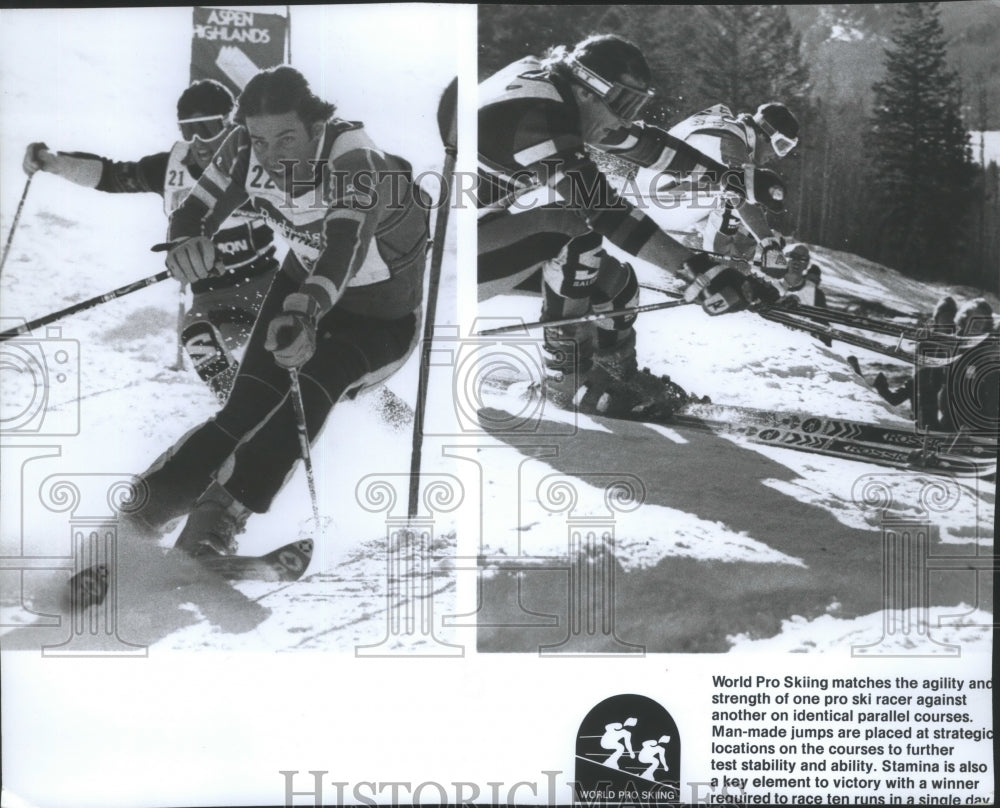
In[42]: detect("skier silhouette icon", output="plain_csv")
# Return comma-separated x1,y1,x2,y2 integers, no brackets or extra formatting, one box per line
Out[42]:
600,717,638,768
638,735,671,779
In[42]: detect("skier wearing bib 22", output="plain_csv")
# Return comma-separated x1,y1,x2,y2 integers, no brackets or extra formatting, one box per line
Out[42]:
128,66,430,557
22,80,279,401
478,34,779,420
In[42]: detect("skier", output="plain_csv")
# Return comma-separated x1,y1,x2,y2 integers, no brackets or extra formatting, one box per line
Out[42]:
937,298,998,435
777,244,826,308
774,243,831,345
21,80,279,401
478,34,778,419
600,717,638,768
612,101,799,274
126,65,430,557
865,296,996,434
864,296,957,424
637,735,671,779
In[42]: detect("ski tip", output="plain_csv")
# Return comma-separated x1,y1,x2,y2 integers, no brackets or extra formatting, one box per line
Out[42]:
201,538,315,583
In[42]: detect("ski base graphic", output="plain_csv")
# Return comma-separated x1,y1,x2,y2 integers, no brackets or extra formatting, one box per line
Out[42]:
68,538,315,608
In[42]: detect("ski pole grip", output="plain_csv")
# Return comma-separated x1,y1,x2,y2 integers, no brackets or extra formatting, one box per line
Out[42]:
30,142,50,164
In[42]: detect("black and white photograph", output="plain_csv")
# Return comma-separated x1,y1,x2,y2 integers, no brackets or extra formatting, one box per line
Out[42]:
1,5,470,806
474,2,997,654
1,3,996,808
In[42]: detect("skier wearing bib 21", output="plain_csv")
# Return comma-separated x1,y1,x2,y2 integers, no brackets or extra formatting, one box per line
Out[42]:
129,66,430,557
22,80,279,401
614,101,799,273
478,34,780,420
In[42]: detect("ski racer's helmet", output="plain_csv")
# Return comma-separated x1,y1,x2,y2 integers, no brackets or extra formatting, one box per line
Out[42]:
555,34,656,121
752,103,799,158
785,244,810,265
955,298,994,337
932,296,958,330
176,79,235,142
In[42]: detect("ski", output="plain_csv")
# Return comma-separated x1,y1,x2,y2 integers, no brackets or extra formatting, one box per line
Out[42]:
637,283,921,359
68,538,314,607
758,307,916,361
773,302,926,339
199,538,314,582
674,401,998,459
481,378,995,478
664,414,995,478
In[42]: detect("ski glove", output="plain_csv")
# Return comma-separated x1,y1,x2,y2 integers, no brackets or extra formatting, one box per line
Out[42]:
682,255,779,316
264,293,321,369
758,236,788,279
22,142,52,176
163,236,219,284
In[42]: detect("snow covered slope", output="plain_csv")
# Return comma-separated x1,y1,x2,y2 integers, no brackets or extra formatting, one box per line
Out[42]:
0,7,461,653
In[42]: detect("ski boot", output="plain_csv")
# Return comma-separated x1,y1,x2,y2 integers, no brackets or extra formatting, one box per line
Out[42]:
592,331,708,414
172,481,249,558
540,320,638,416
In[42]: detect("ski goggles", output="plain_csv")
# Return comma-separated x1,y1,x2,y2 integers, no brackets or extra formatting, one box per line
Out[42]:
564,56,655,121
756,115,798,158
178,115,227,143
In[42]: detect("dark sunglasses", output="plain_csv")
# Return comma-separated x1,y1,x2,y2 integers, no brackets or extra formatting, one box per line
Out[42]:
178,115,227,143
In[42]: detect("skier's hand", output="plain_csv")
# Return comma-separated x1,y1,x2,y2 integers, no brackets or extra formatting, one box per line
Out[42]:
162,236,219,283
758,237,788,279
265,293,320,369
684,259,779,316
23,142,54,176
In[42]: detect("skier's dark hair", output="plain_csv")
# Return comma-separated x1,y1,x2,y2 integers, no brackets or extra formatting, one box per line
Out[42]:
177,79,235,120
437,77,458,147
235,66,336,127
544,33,652,88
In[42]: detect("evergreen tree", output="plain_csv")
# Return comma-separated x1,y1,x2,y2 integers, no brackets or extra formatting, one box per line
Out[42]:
688,5,811,114
866,2,976,280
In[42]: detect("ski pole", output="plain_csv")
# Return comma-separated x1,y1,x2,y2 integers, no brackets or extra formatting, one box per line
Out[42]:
773,301,926,340
0,175,34,278
171,282,187,371
408,77,457,520
476,298,694,337
288,367,321,526
0,270,172,342
759,307,916,362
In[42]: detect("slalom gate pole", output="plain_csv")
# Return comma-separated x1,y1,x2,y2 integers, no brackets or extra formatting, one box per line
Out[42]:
476,298,694,337
407,77,457,521
288,368,321,526
0,175,33,278
0,270,172,342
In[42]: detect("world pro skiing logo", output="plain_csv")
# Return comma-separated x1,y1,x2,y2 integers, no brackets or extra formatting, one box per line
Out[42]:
576,694,680,805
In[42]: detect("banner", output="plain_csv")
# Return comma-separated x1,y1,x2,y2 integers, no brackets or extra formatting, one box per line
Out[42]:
190,6,288,94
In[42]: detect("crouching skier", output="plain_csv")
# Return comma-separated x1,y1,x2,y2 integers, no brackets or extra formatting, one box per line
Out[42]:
478,34,778,419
